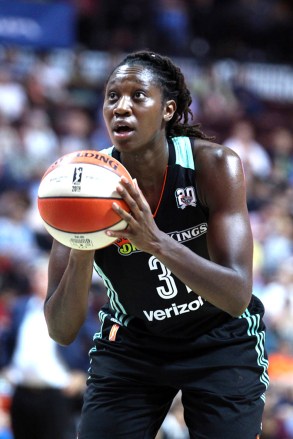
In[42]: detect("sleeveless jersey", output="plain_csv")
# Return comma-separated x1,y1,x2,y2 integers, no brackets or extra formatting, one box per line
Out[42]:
94,136,260,339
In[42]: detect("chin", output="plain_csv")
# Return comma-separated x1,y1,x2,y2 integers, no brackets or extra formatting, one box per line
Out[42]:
113,140,135,152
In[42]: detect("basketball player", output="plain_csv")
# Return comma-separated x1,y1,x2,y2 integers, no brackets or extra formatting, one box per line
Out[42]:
44,51,269,438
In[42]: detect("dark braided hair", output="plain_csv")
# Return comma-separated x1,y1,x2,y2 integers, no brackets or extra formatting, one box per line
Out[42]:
108,50,212,140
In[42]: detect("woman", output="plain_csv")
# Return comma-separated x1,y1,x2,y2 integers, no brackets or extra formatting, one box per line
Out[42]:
44,51,269,439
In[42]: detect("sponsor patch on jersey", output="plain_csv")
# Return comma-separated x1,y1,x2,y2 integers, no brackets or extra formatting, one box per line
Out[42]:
143,296,204,321
113,223,208,256
175,186,196,209
114,237,139,255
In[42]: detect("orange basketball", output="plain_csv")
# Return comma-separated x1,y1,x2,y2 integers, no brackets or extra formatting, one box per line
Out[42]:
37,150,133,250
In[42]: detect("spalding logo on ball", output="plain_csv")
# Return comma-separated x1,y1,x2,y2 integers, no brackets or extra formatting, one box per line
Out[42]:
38,150,134,250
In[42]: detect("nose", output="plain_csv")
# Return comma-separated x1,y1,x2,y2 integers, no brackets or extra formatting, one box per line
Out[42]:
113,96,132,115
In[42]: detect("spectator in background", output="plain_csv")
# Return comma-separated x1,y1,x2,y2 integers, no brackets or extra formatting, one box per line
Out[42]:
0,112,22,192
1,256,87,439
57,107,93,156
260,258,293,347
224,119,272,182
191,63,242,125
0,190,40,262
269,127,293,185
259,191,293,279
230,66,265,119
0,68,27,123
154,0,191,55
20,108,60,178
28,52,70,105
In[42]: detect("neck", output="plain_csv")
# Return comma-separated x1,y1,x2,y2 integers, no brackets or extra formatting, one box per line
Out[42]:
120,139,169,212
121,139,169,184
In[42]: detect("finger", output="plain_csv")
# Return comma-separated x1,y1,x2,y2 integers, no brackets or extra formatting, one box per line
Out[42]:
105,202,131,239
112,201,133,222
118,177,149,212
116,183,144,216
105,228,129,239
120,176,143,200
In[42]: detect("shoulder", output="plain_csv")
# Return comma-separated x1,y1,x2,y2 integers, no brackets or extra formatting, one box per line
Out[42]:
190,138,242,168
191,138,244,181
189,138,246,208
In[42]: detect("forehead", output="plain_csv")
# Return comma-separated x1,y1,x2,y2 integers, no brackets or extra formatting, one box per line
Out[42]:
107,64,157,88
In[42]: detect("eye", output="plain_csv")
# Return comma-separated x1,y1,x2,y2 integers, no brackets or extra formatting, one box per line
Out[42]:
134,90,146,99
107,91,118,101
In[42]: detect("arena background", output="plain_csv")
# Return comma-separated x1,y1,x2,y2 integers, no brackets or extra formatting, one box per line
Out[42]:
0,1,292,438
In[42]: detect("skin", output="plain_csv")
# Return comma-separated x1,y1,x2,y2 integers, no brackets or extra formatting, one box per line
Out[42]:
44,65,253,345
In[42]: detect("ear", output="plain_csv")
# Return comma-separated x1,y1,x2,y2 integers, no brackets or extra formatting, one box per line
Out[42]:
163,99,176,122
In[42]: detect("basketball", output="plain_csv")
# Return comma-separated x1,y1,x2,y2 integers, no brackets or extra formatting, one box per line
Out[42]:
37,150,133,250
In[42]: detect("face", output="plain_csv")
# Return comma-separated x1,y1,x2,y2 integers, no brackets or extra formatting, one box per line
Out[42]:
103,65,175,153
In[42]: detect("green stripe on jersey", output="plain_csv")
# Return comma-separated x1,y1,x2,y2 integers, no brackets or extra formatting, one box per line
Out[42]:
239,309,270,390
171,137,195,170
94,262,133,327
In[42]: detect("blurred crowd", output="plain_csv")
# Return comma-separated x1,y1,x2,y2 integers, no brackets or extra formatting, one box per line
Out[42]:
76,0,293,64
0,40,292,438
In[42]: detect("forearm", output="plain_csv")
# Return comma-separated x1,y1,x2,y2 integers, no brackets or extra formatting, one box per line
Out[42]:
152,232,252,317
45,250,95,345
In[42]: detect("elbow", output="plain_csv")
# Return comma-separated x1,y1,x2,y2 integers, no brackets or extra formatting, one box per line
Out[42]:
44,303,81,346
226,269,253,317
44,312,78,345
228,288,252,318
229,304,249,318
47,327,77,346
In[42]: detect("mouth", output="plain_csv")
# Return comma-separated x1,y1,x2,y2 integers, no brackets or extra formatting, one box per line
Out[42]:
113,125,135,138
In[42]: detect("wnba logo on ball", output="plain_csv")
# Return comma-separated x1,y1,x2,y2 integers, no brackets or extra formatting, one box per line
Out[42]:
73,167,83,184
72,167,83,192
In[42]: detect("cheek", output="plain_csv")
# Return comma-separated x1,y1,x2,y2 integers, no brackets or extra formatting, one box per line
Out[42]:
149,112,165,132
142,107,164,128
103,108,111,127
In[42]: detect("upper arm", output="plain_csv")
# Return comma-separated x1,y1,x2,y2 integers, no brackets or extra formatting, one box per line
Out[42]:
195,142,253,284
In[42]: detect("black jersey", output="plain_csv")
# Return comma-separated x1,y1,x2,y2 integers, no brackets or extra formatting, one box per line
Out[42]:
94,136,263,339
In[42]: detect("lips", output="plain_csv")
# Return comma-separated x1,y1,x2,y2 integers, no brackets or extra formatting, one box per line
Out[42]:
115,125,133,134
112,121,135,137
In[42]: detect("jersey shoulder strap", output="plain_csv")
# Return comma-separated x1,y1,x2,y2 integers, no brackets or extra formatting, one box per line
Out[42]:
170,136,195,170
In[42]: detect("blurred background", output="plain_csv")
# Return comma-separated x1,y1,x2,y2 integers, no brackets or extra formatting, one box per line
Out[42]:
0,0,292,438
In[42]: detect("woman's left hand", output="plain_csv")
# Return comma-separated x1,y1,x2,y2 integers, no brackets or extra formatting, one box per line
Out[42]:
106,176,164,254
